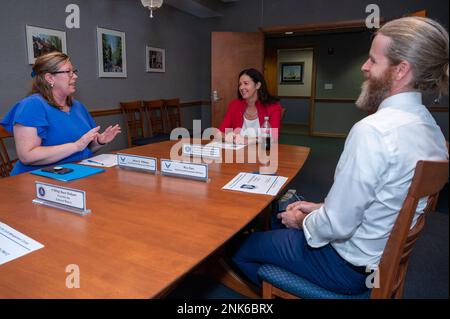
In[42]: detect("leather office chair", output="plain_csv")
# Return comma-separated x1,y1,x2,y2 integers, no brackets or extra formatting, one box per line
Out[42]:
0,126,16,177
142,99,170,143
258,159,449,299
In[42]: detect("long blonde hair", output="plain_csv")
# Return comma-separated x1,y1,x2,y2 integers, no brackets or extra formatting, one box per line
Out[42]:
378,17,449,95
29,51,73,108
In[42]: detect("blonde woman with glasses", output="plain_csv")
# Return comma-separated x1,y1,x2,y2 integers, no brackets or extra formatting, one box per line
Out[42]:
1,52,121,175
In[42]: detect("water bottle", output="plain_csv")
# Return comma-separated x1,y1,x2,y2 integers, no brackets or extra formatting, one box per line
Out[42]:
261,116,271,151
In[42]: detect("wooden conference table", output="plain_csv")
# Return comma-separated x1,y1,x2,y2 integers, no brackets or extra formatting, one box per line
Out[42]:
0,140,309,298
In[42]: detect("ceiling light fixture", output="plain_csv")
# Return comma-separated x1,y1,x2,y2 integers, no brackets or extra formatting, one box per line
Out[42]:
141,0,163,18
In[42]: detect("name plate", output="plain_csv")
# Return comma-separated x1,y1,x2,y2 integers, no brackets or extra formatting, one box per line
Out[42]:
160,159,209,182
117,153,157,173
182,143,221,159
32,181,90,215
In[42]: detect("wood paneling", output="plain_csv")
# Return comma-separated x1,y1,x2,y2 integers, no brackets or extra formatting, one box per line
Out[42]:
264,47,278,96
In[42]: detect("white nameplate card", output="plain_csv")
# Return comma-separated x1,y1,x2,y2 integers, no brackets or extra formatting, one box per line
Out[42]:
207,141,246,150
160,159,209,182
32,181,90,215
0,222,44,265
182,143,221,159
117,153,157,173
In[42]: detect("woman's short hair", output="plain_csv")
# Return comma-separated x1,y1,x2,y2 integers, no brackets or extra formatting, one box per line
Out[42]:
378,17,449,95
29,51,73,108
237,68,278,106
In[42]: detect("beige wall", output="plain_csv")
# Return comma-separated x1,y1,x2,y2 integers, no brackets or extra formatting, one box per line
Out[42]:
277,48,314,96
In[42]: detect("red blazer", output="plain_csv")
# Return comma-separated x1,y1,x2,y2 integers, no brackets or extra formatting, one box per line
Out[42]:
219,99,282,137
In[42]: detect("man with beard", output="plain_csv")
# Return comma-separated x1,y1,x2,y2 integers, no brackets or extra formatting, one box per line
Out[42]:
230,17,449,295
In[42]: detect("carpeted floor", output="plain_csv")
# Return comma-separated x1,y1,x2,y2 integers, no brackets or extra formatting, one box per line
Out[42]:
166,130,449,299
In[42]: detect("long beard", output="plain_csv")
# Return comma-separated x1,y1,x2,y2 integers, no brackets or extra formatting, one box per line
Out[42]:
356,70,393,113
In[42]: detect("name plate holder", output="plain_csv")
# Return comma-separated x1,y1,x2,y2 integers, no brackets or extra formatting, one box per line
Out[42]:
32,181,91,216
182,143,221,159
160,159,209,182
117,153,157,174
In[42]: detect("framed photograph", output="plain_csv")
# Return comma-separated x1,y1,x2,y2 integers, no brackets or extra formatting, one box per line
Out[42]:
96,27,127,78
280,62,304,84
26,25,67,64
146,46,165,73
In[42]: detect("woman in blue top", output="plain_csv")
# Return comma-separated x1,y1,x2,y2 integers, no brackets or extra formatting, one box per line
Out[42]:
1,52,121,175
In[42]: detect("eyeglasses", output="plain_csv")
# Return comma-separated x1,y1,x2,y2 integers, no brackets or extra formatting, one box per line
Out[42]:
51,69,78,76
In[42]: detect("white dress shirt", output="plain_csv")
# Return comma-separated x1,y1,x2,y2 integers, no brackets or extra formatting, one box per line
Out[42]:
303,92,448,267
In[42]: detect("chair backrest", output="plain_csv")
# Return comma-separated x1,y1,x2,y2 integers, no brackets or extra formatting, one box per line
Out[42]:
143,100,166,136
120,100,144,147
164,98,182,132
0,126,15,177
371,159,449,298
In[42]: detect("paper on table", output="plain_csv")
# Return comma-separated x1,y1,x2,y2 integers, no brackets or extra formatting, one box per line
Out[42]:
207,141,246,150
222,172,288,196
79,153,117,167
0,222,44,265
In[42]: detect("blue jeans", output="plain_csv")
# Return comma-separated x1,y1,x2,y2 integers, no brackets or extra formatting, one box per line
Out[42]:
231,228,369,295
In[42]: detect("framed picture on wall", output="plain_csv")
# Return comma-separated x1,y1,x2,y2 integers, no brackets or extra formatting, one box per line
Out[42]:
146,46,165,73
280,62,304,84
96,27,127,78
26,25,67,64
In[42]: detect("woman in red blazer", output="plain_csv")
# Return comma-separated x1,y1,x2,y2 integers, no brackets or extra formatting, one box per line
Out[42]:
219,68,281,144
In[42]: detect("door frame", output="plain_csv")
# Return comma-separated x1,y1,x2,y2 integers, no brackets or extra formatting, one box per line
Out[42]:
264,44,317,135
261,19,376,136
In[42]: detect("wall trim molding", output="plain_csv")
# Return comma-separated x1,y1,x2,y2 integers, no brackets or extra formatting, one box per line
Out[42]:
277,96,311,100
315,98,356,103
311,131,347,139
428,106,449,113
90,109,121,117
89,100,209,117
261,19,371,36
277,97,448,113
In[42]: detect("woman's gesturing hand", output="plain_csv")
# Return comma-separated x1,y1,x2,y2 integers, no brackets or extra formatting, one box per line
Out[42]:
75,126,101,151
97,124,121,145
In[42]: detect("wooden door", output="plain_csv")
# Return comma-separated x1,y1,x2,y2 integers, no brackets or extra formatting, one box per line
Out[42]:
211,32,264,128
408,10,427,17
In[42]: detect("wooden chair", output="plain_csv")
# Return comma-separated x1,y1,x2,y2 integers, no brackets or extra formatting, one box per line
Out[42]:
143,100,166,136
0,126,16,177
163,98,182,132
142,99,171,143
120,100,147,147
259,159,449,299
432,140,449,211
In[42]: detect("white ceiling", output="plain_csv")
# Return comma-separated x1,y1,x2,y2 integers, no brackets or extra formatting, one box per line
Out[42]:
165,0,240,18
